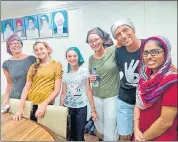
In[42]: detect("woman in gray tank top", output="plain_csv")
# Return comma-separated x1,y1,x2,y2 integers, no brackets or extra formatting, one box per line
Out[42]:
2,34,36,106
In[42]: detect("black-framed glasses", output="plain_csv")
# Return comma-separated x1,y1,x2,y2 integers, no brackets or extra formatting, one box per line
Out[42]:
88,38,101,45
143,49,164,57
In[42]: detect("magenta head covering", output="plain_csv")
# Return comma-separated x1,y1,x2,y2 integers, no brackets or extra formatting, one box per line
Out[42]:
136,35,177,109
6,34,23,55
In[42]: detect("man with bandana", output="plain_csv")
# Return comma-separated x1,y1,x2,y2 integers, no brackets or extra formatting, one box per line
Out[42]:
111,18,144,141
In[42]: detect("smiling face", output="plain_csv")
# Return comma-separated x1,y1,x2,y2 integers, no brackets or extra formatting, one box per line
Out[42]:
143,40,165,71
33,43,50,60
66,50,79,67
87,34,103,51
115,25,136,47
9,40,22,55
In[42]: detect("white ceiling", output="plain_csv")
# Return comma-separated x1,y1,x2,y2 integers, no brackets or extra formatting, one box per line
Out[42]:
1,1,94,19
1,1,75,10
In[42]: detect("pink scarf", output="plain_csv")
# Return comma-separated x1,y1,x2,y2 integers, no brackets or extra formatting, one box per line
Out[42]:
136,36,178,109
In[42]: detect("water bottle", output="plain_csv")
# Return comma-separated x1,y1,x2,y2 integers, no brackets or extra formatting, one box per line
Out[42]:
92,68,99,87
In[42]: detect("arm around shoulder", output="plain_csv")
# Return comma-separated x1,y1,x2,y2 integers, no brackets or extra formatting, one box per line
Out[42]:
13,81,32,121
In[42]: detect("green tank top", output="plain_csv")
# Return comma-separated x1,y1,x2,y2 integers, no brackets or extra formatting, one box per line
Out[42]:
89,47,120,99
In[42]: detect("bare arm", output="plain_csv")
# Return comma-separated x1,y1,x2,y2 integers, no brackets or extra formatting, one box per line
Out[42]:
13,81,32,121
19,82,32,113
2,69,12,106
133,105,145,141
143,106,177,140
85,78,96,112
134,105,140,130
60,82,67,106
85,78,97,121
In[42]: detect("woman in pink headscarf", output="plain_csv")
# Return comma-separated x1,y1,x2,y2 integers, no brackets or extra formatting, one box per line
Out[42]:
134,35,177,141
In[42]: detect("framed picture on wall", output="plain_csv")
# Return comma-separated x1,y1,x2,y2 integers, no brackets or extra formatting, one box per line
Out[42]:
52,10,68,37
24,15,39,39
1,21,5,42
13,18,27,40
1,32,4,42
2,19,14,41
38,13,53,38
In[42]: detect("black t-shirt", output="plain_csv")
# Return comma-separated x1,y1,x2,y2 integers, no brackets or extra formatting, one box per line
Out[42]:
115,40,144,105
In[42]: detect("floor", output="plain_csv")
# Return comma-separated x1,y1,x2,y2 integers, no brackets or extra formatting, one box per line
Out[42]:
84,133,99,141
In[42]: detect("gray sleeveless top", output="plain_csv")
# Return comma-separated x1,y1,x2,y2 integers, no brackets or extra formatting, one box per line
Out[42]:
2,55,36,99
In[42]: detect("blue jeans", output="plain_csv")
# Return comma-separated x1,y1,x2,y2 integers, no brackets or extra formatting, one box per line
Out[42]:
69,106,87,141
30,104,53,122
30,105,38,122
117,98,135,136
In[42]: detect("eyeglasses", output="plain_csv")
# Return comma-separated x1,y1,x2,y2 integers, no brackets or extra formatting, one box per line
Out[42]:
88,38,101,45
142,49,164,57
9,42,21,46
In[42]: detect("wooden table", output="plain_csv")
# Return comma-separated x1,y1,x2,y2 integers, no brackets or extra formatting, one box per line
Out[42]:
1,113,59,141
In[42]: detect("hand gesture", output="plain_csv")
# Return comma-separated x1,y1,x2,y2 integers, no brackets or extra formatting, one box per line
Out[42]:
125,59,139,86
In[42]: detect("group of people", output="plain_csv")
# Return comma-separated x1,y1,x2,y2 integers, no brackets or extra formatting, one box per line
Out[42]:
1,18,177,141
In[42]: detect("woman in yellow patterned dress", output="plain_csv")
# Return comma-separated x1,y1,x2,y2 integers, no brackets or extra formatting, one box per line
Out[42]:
13,41,63,121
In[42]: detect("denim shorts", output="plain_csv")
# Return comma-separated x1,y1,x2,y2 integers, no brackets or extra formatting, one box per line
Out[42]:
116,98,134,136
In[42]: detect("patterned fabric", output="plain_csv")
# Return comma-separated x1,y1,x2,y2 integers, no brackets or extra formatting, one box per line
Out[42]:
62,67,89,108
27,61,63,105
86,27,114,47
136,35,178,109
66,47,84,73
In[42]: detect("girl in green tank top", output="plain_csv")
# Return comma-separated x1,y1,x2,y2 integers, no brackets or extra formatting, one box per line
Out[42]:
86,27,120,141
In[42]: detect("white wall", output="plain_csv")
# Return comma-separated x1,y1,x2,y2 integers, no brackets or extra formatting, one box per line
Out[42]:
1,1,177,105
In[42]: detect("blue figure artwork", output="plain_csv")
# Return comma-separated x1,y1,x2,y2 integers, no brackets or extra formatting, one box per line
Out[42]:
13,18,26,40
24,15,39,39
1,21,5,42
2,19,14,41
52,10,68,37
1,32,4,42
38,13,53,38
